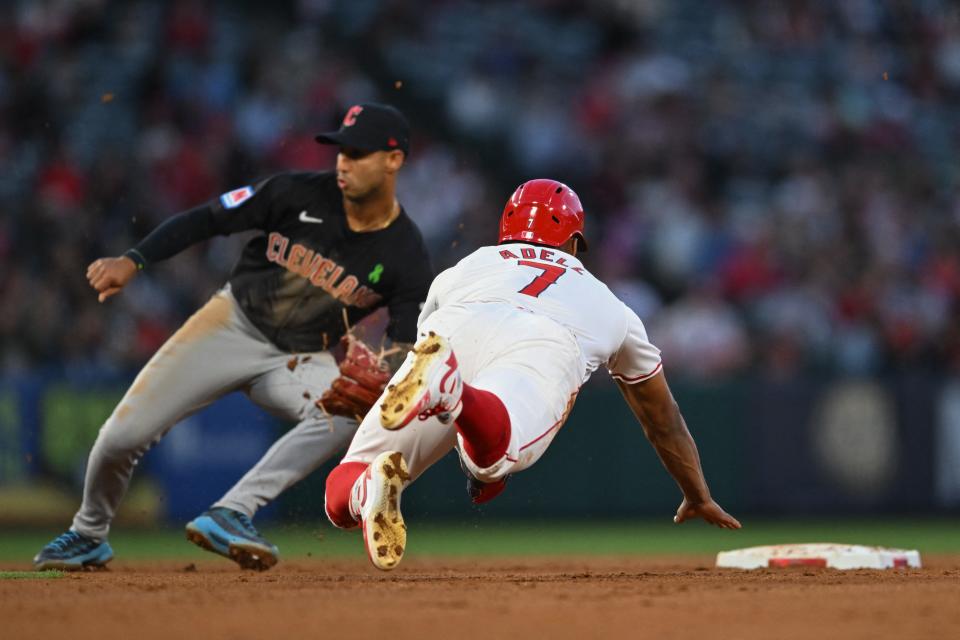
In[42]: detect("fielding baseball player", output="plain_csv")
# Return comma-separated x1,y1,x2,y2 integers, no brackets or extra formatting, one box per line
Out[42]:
323,179,741,570
34,103,433,571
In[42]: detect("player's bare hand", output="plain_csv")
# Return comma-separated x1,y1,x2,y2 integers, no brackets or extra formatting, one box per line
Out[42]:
673,497,741,529
86,256,138,303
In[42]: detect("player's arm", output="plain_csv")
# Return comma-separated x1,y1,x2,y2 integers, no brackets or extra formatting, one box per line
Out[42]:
87,179,280,302
616,372,741,529
609,303,740,529
87,203,223,302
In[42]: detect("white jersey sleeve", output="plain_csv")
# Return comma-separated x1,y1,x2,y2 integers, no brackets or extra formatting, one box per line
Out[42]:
607,304,663,383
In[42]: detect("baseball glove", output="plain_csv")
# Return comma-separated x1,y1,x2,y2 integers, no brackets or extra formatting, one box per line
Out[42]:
317,334,391,418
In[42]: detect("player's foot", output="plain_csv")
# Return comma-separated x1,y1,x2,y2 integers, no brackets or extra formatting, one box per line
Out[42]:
352,451,410,571
379,331,462,430
33,530,113,571
458,454,509,505
185,507,279,571
467,475,509,505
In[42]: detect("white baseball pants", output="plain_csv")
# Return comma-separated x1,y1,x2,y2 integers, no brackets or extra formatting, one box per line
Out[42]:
341,302,582,484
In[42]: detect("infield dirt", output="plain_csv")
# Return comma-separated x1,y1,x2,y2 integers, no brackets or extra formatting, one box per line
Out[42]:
4,556,959,640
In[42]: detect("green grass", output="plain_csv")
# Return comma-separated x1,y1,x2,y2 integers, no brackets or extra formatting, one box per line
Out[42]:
0,570,65,579
2,518,958,566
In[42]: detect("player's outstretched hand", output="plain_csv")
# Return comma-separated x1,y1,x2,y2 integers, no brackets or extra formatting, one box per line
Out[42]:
87,256,138,303
673,497,742,529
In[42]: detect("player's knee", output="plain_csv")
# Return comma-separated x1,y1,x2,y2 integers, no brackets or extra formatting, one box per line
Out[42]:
92,417,154,463
94,436,143,465
468,463,510,484
324,462,367,529
459,447,513,484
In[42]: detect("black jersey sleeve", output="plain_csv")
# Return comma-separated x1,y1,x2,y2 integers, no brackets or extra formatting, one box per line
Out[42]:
385,240,434,344
124,176,283,268
124,204,219,267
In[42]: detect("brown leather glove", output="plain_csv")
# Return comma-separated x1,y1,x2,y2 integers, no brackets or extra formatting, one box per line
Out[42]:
317,335,391,418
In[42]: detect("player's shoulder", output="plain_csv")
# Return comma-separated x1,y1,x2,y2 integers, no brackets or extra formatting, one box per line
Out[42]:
555,254,634,316
431,248,486,285
589,272,635,317
460,244,509,264
436,245,495,275
388,208,429,253
393,206,426,239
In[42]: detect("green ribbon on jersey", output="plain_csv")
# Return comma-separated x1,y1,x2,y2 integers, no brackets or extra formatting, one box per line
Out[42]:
368,263,384,284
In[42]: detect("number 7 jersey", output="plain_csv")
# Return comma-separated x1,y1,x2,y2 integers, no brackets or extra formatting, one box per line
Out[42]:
418,243,662,386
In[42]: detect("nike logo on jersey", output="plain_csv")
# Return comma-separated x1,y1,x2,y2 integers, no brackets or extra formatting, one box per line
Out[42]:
299,210,323,224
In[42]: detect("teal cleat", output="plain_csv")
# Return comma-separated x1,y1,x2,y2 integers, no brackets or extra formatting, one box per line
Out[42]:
185,507,279,571
34,530,114,571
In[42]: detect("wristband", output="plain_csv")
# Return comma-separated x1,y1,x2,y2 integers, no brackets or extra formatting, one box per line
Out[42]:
123,248,147,271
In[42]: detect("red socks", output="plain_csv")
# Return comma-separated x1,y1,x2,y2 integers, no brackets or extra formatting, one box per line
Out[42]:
324,461,367,529
324,386,510,528
456,385,511,468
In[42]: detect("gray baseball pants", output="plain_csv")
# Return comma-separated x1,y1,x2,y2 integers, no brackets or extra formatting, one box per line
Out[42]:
72,287,357,540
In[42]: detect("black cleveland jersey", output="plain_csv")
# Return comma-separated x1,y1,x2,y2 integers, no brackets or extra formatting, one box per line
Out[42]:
175,171,433,353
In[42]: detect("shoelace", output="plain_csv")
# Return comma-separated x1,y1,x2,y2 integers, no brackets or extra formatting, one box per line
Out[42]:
48,531,92,553
232,512,261,538
418,402,452,421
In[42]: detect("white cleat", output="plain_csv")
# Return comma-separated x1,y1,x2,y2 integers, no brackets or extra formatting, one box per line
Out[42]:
352,451,411,571
379,331,463,431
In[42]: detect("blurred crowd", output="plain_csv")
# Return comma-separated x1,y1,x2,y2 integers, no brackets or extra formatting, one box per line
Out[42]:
2,0,959,380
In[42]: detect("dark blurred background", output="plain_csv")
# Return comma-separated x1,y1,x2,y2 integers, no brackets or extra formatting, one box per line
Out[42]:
1,0,959,526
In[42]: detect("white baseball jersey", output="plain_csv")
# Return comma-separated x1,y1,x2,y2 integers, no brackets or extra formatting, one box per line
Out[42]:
418,243,662,385
342,243,664,482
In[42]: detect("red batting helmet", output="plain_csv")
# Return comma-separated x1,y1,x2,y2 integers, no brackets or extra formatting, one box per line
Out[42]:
498,179,588,251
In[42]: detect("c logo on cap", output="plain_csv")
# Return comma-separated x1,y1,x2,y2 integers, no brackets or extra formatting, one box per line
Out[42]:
343,105,364,127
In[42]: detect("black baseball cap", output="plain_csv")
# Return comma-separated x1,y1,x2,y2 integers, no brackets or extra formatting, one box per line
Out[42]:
315,103,411,155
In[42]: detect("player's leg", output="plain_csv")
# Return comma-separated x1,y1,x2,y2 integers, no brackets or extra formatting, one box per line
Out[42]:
376,326,509,503
186,352,357,569
324,386,458,570
35,290,273,570
379,305,581,502
456,363,578,483
452,384,513,504
324,304,578,571
326,305,516,570
219,351,357,515
454,312,581,486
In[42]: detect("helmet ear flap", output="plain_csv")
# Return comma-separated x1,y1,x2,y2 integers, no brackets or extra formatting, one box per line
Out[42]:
574,232,588,253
